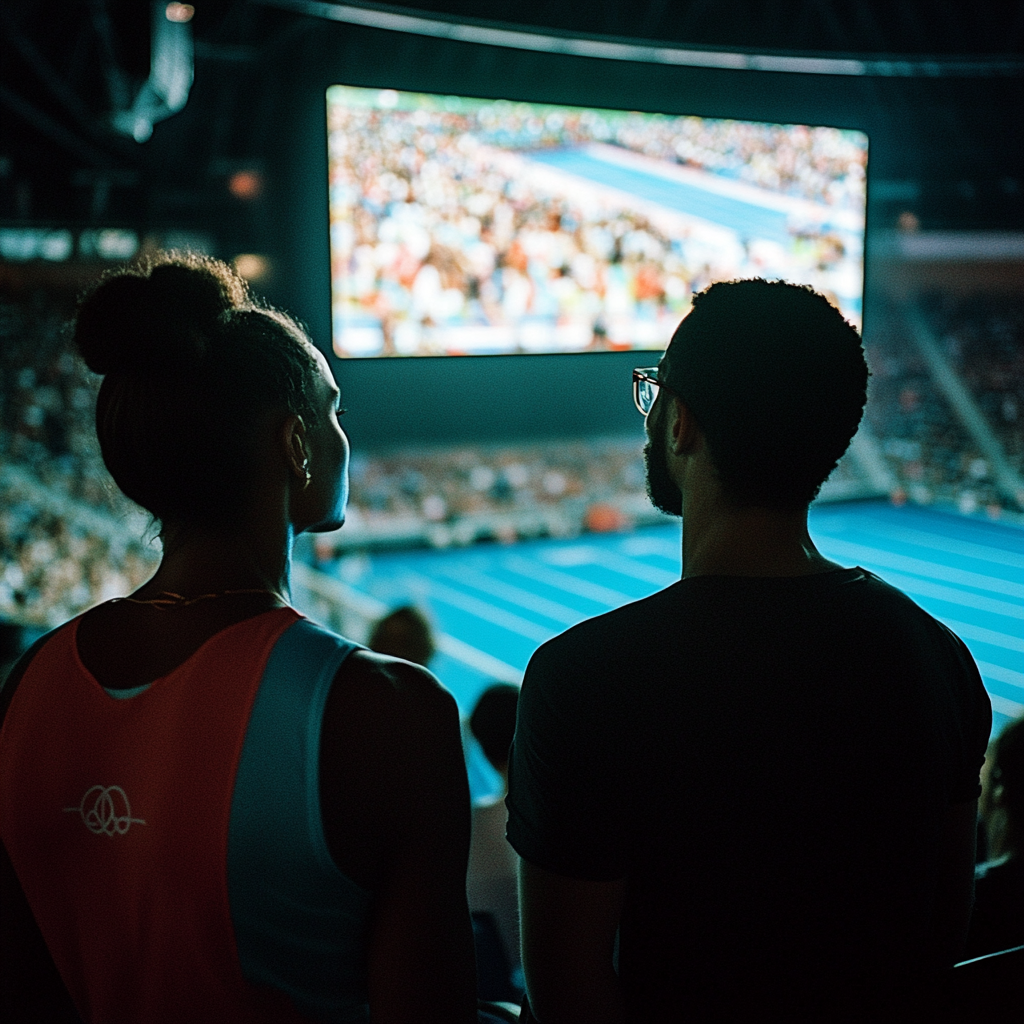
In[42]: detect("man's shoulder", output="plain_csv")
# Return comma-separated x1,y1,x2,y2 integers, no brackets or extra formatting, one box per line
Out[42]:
528,583,682,673
843,568,975,650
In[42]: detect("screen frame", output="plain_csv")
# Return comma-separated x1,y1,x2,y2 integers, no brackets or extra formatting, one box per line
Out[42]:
323,81,869,363
271,21,877,447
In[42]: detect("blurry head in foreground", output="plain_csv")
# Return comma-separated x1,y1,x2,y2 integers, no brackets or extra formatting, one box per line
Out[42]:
367,605,436,667
981,716,1024,860
73,251,349,536
645,279,868,514
470,683,520,776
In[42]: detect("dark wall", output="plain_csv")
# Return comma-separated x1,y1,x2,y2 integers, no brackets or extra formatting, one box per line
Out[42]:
255,18,1019,449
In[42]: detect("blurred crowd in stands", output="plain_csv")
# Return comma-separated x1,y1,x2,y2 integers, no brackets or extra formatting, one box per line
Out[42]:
1,277,1021,628
328,99,863,354
314,437,657,555
0,286,158,627
925,292,1023,487
865,293,1024,518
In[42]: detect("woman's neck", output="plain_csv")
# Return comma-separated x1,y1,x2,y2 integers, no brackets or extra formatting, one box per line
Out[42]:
138,521,294,603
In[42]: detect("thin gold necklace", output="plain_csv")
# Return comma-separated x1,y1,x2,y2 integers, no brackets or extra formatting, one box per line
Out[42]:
112,588,286,610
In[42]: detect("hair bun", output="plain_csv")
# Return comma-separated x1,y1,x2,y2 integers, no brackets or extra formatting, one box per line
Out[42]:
74,254,249,376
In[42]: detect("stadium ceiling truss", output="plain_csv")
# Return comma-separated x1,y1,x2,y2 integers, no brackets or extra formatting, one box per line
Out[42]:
0,0,1020,229
261,0,1024,77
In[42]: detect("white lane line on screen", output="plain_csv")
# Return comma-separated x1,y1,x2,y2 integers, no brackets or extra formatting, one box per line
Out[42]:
940,619,1024,654
990,693,1024,718
406,576,554,643
435,634,523,684
814,538,1024,599
859,519,1024,570
977,662,1024,692
876,571,1024,620
502,556,632,607
436,567,584,625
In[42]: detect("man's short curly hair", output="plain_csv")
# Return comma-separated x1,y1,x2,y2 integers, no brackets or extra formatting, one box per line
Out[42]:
662,279,869,508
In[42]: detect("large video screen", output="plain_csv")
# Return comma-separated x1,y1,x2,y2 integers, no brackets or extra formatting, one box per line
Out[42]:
327,85,867,358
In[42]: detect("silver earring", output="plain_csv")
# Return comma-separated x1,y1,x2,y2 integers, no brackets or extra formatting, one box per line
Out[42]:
302,461,311,488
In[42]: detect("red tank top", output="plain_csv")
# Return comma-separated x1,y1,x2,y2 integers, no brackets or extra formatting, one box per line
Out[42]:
0,607,313,1024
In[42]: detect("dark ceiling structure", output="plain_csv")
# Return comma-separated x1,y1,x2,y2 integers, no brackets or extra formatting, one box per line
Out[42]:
1,0,1022,252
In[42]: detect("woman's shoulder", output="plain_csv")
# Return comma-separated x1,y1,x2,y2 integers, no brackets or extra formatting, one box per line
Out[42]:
329,648,460,745
319,649,468,892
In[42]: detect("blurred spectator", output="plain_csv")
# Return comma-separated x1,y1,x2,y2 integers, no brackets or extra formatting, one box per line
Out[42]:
367,604,436,665
965,716,1024,959
468,684,523,999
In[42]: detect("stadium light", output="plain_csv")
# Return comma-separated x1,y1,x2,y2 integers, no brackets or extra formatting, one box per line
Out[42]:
165,3,194,22
228,170,264,200
234,254,271,281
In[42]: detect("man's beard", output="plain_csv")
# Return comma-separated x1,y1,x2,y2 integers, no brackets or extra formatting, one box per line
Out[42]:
643,407,683,517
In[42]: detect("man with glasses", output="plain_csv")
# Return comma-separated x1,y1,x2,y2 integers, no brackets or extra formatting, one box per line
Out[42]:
507,279,990,1022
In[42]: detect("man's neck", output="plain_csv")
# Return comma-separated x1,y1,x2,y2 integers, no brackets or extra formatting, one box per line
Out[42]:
680,493,841,579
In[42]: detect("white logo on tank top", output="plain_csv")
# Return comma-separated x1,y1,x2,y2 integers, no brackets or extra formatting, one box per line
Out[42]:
63,785,146,836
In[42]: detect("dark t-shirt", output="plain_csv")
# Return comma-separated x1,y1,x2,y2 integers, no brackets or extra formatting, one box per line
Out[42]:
507,567,991,1019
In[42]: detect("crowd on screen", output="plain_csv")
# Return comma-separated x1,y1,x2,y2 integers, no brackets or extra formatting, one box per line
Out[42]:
328,104,859,353
1,282,1021,629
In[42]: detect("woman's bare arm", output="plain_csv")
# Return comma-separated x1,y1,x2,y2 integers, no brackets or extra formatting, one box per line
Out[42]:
320,650,478,1024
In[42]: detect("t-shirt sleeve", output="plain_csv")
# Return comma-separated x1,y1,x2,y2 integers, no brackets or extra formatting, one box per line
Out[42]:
505,633,628,881
944,626,992,804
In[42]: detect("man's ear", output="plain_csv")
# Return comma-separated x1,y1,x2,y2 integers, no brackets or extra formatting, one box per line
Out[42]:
667,395,701,456
281,414,308,481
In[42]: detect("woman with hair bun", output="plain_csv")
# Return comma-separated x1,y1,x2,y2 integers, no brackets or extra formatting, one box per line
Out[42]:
0,254,477,1023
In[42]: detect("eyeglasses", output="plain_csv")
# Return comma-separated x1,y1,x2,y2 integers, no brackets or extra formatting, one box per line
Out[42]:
632,366,661,416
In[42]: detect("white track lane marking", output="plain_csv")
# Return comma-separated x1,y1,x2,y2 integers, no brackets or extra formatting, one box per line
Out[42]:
990,693,1024,718
618,536,680,560
590,551,678,586
874,570,1024,620
406,576,554,643
436,567,585,625
976,662,1024,692
940,619,1024,654
815,538,1024,598
435,634,523,683
502,556,633,606
294,564,525,681
856,519,1024,570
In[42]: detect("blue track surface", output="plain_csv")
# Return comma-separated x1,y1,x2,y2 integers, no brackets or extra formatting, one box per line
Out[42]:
333,500,1023,739
527,148,793,245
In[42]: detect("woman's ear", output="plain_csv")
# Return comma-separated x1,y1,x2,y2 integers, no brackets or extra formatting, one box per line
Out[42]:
281,414,309,484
